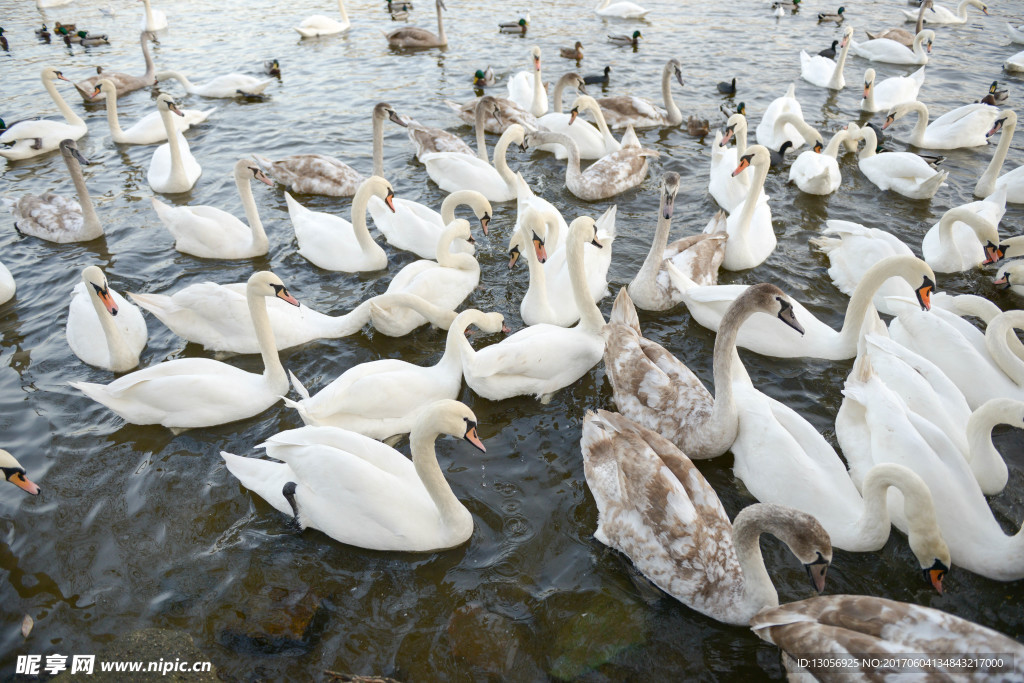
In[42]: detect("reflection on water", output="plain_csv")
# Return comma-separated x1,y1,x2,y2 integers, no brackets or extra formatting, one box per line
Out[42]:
2,0,1024,678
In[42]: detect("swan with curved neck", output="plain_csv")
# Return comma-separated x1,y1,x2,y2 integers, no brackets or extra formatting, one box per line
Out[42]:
921,204,1002,272
368,219,481,336
221,399,486,551
287,176,392,272
851,29,934,65
0,68,87,160
867,0,932,44
147,94,202,193
535,91,621,160
371,188,491,260
861,66,925,113
975,110,1024,202
283,308,502,439
714,145,775,271
71,272,300,430
883,99,999,149
67,266,147,372
386,0,446,47
629,173,726,310
6,139,102,243
709,113,761,211
459,217,607,401
789,127,852,195
154,68,272,98
151,158,272,259
800,25,854,89
595,59,684,129
295,0,350,37
667,255,935,360
900,0,987,24
97,78,215,145
507,46,547,117
850,122,948,198
75,31,157,102
420,123,525,202
582,413,832,625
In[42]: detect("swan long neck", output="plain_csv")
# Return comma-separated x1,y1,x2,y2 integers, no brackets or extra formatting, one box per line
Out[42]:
372,109,385,177
864,75,877,112
858,464,942,555
986,311,1024,386
43,73,84,127
660,63,682,125
235,162,268,250
583,99,617,148
553,74,573,113
102,86,127,141
159,70,195,92
352,181,385,252
568,221,605,332
140,32,155,81
774,113,820,146
705,296,766,439
976,114,1015,197
88,283,133,369
538,132,582,192
937,207,995,254
903,101,929,145
730,506,783,615
159,104,187,187
531,59,545,116
831,33,853,88
442,310,489,374
435,0,447,45
736,116,748,156
338,0,349,22
474,99,490,162
634,188,674,293
858,125,878,159
66,148,101,232
248,290,287,392
410,423,462,526
521,212,555,312
440,191,482,225
965,399,1017,493
838,257,924,349
434,223,476,270
913,31,929,60
735,155,769,236
492,129,520,188
916,1,928,32
143,0,155,26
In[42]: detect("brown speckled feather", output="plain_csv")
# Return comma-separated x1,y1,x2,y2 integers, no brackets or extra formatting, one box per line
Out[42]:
446,97,538,134
407,123,474,159
253,153,364,197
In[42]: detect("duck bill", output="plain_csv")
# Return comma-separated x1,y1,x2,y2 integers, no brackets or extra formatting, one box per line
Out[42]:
533,57,541,71
915,276,934,310
384,189,396,213
168,102,186,117
731,158,750,177
464,425,486,452
388,110,408,127
92,284,118,315
663,195,675,220
863,85,870,99
11,472,40,496
276,287,300,307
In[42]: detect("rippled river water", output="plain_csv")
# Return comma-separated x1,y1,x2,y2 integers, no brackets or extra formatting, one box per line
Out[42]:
2,0,1024,679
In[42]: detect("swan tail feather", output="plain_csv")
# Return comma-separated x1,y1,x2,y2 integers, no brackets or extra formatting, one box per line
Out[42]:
920,170,949,197
444,99,466,115
288,370,311,400
610,287,641,334
664,261,697,294
220,451,294,517
595,204,617,241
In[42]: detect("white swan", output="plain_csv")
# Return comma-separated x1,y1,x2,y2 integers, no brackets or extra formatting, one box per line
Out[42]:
789,127,852,195
458,217,606,401
837,337,1024,581
151,158,272,258
901,0,987,24
286,175,391,272
370,190,490,260
0,68,87,160
368,219,480,336
420,123,524,202
285,310,502,439
97,78,215,145
606,283,802,459
507,46,547,117
295,0,350,37
594,0,649,19
755,83,808,151
850,29,934,65
668,255,935,360
155,69,272,98
860,66,925,113
709,114,767,212
221,399,486,552
139,0,168,31
628,173,727,310
0,263,14,305
921,197,1005,272
386,0,447,48
594,59,684,130
524,125,656,201
800,26,854,90
0,449,39,495
704,145,775,271
582,411,831,626
4,139,102,243
1009,23,1024,44
752,596,1024,678
67,266,147,373
536,94,621,161
884,100,999,149
130,286,457,355
975,110,1024,203
147,94,202,193
994,260,1024,297
849,122,947,199
70,272,299,430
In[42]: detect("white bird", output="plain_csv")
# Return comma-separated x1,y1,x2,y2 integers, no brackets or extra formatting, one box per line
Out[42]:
0,68,87,160
706,145,775,272
295,0,350,37
0,450,40,495
709,114,766,212
755,83,808,151
139,0,168,31
151,159,273,258
860,66,925,113
369,190,490,260
147,94,202,194
67,266,147,373
800,26,854,90
535,94,622,161
976,110,1024,203
850,29,934,65
883,100,999,150
595,59,684,130
789,127,852,195
900,0,987,24
0,263,14,305
594,0,649,19
155,69,272,98
221,399,486,552
70,272,300,431
848,122,947,199
420,124,525,202
506,46,547,118
96,78,215,145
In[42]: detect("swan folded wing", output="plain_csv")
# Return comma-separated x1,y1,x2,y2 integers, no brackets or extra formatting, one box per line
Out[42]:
598,96,664,127
408,124,473,157
298,362,453,420
270,154,363,195
470,326,593,380
930,103,996,130
10,194,84,240
130,284,259,351
221,453,296,516
0,119,78,143
262,426,409,479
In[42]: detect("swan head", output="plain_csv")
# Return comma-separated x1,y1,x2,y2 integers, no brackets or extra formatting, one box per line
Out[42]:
881,102,914,130
436,0,446,11
569,215,601,249
82,266,118,317
94,78,117,98
529,45,542,70
374,102,408,128
732,145,770,176
420,400,485,453
839,24,853,45
993,261,1024,288
365,176,396,212
986,110,1016,139
667,59,684,87
42,67,71,83
862,68,876,97
744,283,805,335
661,172,680,219
156,94,185,117
58,139,90,168
248,271,299,307
720,113,746,146
0,450,40,496
238,159,274,187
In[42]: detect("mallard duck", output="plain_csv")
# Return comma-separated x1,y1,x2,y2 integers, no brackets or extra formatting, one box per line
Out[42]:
54,22,77,36
717,77,737,94
818,39,839,58
387,0,413,10
0,28,7,51
687,116,710,137
499,18,528,33
608,30,642,46
985,80,1008,104
818,6,845,22
36,24,51,42
583,66,610,85
473,66,495,86
75,31,109,46
560,41,583,60
264,59,280,77
61,29,83,44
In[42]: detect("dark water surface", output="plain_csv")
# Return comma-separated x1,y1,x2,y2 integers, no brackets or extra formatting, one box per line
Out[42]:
2,0,1024,679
